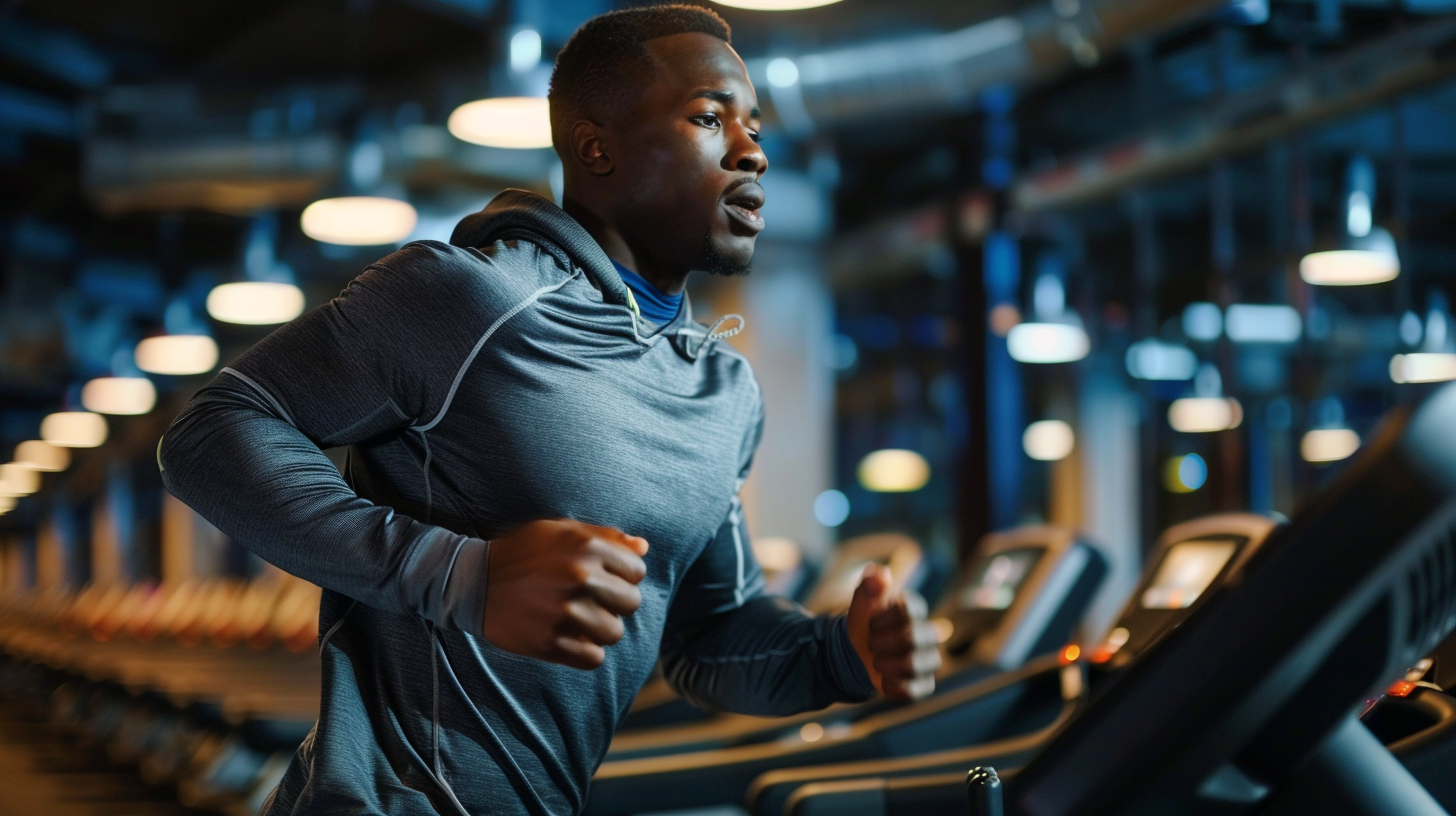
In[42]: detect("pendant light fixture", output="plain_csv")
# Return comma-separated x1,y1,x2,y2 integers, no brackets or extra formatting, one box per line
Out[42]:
1007,271,1091,364
712,0,846,8
1168,363,1242,433
1023,420,1075,461
857,449,931,493
209,216,307,325
81,376,157,415
1391,292,1456,384
0,463,40,497
300,196,418,246
1300,156,1400,286
448,24,554,150
13,441,70,472
1300,398,1360,463
300,129,418,247
135,334,219,376
41,411,109,448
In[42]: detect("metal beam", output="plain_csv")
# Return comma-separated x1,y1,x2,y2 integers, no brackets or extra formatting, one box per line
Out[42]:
1015,16,1456,212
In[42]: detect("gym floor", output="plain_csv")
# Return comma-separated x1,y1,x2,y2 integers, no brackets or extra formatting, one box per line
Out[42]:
0,700,208,816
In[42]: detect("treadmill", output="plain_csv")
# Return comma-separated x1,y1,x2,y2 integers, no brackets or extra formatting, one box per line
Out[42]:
584,527,1117,815
620,533,927,730
607,526,1106,761
745,513,1276,816
782,380,1456,816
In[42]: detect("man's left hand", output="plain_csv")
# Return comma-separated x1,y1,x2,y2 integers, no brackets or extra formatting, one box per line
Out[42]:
847,564,940,701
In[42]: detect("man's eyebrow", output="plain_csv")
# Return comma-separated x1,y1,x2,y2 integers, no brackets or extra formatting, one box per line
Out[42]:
690,88,761,120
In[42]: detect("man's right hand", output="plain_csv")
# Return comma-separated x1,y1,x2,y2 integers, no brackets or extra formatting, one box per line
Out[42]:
482,519,649,670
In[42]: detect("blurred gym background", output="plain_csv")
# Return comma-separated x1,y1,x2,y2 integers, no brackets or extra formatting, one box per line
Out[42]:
1,0,1454,812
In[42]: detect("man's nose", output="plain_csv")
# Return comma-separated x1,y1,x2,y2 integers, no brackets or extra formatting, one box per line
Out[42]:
728,130,767,175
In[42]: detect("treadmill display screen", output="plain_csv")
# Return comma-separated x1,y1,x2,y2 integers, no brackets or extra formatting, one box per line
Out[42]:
832,556,894,599
960,548,1043,610
1141,538,1240,609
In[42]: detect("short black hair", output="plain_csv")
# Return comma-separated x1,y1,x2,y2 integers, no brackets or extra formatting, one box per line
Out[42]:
548,4,732,155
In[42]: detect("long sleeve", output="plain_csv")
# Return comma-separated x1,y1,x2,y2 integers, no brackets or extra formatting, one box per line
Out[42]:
658,406,877,716
158,241,501,635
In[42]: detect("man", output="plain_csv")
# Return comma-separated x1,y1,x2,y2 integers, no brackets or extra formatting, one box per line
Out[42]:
159,6,939,815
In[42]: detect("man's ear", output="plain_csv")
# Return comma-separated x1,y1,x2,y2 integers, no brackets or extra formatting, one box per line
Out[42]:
569,120,614,176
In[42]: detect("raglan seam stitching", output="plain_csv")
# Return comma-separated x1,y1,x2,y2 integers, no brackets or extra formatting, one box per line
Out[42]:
411,275,576,433
220,367,297,427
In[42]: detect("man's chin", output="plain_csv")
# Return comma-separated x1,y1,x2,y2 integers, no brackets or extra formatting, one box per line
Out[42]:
698,237,755,277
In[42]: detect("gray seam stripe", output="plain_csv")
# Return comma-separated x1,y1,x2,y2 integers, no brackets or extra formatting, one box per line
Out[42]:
413,277,574,433
318,599,357,652
221,367,297,427
730,495,746,607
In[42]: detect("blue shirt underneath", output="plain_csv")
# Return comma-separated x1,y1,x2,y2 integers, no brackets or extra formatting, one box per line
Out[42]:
613,260,683,324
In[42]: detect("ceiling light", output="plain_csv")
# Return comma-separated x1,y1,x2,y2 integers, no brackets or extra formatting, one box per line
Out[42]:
751,536,802,573
1300,226,1400,286
766,57,800,88
1347,190,1372,237
1182,302,1223,341
1164,453,1207,493
448,97,553,149
13,441,69,472
857,449,930,493
0,463,40,497
1126,339,1196,381
813,489,850,527
509,29,542,73
1301,428,1360,463
300,196,418,245
1023,420,1075,461
1225,304,1302,344
1168,397,1243,433
1007,323,1089,363
1390,353,1456,384
135,335,219,376
207,282,306,325
81,377,157,416
712,0,845,8
41,411,109,448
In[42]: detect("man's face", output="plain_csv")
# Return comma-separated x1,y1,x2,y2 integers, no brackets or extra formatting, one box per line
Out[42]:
609,33,767,276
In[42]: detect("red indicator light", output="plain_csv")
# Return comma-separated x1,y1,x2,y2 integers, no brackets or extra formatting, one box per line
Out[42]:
1387,680,1417,698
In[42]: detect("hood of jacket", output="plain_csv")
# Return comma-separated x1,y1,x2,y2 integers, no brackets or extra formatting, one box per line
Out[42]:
449,189,631,309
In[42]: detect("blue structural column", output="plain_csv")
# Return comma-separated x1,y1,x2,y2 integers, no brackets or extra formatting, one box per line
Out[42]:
955,86,1022,556
982,87,1023,532
984,232,1023,530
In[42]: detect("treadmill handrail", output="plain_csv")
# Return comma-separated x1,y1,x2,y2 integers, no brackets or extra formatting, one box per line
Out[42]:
747,694,1079,815
593,653,1063,780
1009,386,1456,815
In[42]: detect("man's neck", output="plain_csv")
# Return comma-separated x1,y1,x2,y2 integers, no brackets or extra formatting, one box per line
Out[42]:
562,195,691,295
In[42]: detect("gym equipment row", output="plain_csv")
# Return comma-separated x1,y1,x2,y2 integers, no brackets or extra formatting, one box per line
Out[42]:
587,381,1456,816
0,576,321,816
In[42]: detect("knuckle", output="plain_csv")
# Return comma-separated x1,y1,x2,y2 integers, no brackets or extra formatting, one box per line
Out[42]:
569,562,593,585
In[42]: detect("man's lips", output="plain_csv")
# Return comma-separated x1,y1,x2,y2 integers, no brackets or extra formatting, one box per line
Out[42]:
723,182,766,233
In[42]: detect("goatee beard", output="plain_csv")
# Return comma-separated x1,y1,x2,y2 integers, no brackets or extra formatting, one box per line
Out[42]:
699,238,753,278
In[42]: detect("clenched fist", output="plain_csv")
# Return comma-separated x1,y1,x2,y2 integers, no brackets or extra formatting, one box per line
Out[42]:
847,564,940,701
483,519,649,671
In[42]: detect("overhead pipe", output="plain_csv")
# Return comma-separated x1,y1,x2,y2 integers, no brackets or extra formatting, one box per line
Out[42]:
1014,15,1456,211
81,0,1229,213
748,0,1229,129
84,135,342,214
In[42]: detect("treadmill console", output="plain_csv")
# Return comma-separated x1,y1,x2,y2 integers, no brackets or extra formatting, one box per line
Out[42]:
1091,514,1276,671
934,526,1107,671
802,533,924,615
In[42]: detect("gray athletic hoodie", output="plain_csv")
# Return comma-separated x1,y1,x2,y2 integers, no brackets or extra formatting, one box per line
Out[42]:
158,189,875,816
